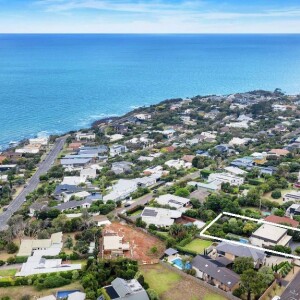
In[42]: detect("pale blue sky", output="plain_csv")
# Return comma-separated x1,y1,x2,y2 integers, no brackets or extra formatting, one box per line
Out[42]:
0,0,300,33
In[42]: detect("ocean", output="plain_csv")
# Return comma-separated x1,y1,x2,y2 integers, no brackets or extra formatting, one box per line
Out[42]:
0,34,300,148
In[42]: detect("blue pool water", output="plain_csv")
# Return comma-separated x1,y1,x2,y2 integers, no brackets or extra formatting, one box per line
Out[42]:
172,258,191,270
1,34,300,148
57,290,80,299
239,238,249,244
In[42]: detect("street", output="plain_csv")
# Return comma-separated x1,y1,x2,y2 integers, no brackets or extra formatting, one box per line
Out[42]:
0,136,66,230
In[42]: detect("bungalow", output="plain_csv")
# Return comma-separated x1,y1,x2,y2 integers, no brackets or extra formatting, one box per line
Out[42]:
224,166,247,176
111,161,132,175
250,224,292,248
109,134,124,142
165,159,192,170
61,158,92,168
182,154,195,163
227,121,249,129
68,142,82,151
208,172,244,186
0,155,7,164
258,166,277,176
268,149,290,157
230,157,254,169
61,176,86,186
54,198,95,212
156,194,190,210
53,184,83,201
101,278,149,300
229,137,249,147
103,179,137,202
29,201,48,217
250,152,267,165
272,104,287,111
80,168,97,180
286,204,300,217
141,207,182,228
76,132,95,140
18,232,63,257
283,191,300,203
16,256,81,277
109,145,128,157
135,113,151,120
192,255,240,292
216,242,266,268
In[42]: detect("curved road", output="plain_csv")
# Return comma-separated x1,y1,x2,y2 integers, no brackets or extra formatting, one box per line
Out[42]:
0,136,66,230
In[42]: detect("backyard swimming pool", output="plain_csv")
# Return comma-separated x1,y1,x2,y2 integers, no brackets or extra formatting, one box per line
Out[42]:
239,238,249,244
57,290,80,299
171,258,191,270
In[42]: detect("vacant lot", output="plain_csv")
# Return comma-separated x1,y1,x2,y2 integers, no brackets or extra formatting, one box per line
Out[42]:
105,222,165,263
182,239,212,254
140,264,227,300
0,281,83,300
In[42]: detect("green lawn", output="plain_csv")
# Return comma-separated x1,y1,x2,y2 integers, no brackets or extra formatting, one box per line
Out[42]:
0,269,17,277
141,264,181,295
182,239,212,254
128,209,143,216
140,264,227,300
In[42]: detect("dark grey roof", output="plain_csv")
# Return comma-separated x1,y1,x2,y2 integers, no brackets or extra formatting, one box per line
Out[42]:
54,198,94,211
54,184,83,196
192,255,240,288
216,242,266,261
142,208,158,217
164,248,178,256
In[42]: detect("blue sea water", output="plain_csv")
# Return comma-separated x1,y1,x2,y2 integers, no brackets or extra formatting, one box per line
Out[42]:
0,34,300,148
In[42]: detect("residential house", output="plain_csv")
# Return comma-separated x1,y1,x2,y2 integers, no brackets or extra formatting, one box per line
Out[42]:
141,207,182,228
76,132,96,140
283,191,300,202
192,255,240,292
135,113,151,120
229,137,249,147
268,149,290,157
54,198,98,212
102,232,130,255
109,134,124,142
182,155,195,163
67,292,86,300
208,172,244,186
53,184,83,201
155,194,190,210
250,224,292,248
0,155,7,164
272,104,287,111
224,166,247,176
101,278,149,300
62,176,86,186
68,142,83,151
215,242,266,268
110,145,128,157
80,168,97,180
29,201,48,217
227,121,249,129
230,157,254,169
18,232,63,257
111,161,132,175
165,159,192,170
103,179,137,202
61,158,92,168
286,204,300,217
16,256,81,276
251,152,267,165
189,189,210,203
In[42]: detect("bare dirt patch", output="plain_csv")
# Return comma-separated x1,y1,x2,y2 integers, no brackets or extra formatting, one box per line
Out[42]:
104,222,165,263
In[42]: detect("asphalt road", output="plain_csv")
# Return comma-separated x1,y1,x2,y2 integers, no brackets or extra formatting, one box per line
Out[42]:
280,271,300,300
0,136,66,230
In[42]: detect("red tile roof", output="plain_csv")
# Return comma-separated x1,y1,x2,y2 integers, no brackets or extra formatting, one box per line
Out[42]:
264,215,299,228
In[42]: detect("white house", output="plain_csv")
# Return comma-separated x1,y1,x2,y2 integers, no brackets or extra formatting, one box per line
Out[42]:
80,168,97,180
103,179,137,202
229,137,249,147
165,159,192,170
156,194,190,210
283,191,300,202
208,172,244,186
16,256,81,276
272,104,287,112
76,132,96,140
250,224,292,248
109,145,128,157
141,207,182,228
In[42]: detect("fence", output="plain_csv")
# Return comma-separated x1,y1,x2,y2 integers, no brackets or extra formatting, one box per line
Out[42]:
258,280,277,300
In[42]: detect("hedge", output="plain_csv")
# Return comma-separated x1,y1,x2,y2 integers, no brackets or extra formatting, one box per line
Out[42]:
175,245,197,256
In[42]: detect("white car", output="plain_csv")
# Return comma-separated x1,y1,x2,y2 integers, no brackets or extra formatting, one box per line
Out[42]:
272,296,280,300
